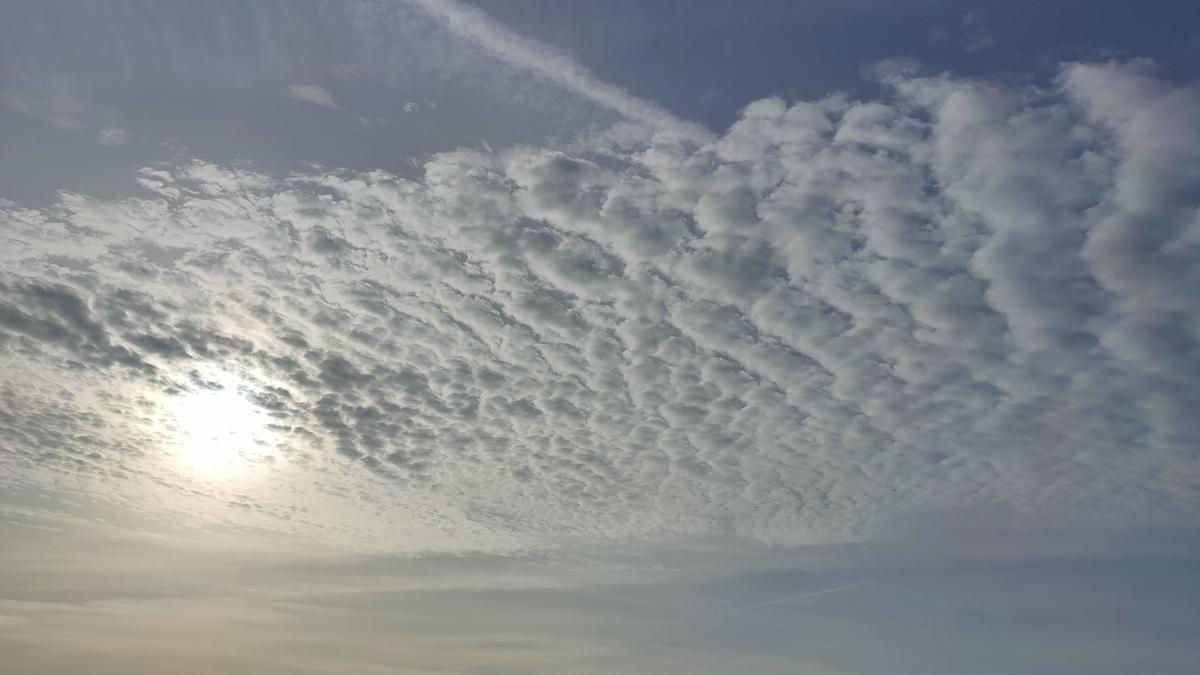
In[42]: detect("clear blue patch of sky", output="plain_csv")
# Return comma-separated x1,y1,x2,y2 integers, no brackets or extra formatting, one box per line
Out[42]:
479,0,1200,130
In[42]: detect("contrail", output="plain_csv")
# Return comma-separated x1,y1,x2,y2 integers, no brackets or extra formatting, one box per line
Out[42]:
403,0,714,142
744,581,873,609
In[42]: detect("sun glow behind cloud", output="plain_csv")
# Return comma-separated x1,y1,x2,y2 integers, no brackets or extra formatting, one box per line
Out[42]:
162,373,272,475
3,57,1198,545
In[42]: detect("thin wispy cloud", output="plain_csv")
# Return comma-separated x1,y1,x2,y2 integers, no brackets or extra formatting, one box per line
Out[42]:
5,78,128,146
744,581,874,609
402,0,713,140
286,83,341,109
96,127,129,147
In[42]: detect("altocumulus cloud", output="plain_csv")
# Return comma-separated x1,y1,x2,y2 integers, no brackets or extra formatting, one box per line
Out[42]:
1,60,1198,551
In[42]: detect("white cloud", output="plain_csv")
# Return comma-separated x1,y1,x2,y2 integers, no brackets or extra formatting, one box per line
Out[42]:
1,60,1198,553
286,83,341,109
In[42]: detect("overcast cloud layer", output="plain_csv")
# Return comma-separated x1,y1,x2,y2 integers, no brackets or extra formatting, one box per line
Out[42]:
3,59,1198,552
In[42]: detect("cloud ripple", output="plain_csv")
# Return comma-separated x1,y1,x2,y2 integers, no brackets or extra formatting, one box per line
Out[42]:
1,60,1198,550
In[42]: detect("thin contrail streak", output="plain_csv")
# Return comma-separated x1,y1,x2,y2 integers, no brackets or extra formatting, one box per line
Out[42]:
744,581,873,609
405,0,714,141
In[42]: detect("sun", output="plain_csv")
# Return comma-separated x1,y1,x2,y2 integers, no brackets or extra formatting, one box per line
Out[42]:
164,373,272,474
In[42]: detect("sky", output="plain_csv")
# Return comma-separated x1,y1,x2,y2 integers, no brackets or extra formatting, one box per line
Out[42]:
1,1,1199,673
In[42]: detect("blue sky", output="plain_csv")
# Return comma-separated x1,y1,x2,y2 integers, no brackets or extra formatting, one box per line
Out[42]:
2,1,1199,673
5,0,1198,202
481,0,1200,127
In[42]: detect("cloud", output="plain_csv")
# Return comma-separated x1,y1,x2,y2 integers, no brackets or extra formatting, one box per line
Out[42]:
1,60,1198,554
0,512,1196,675
397,0,712,141
5,78,129,146
285,83,341,109
960,11,997,52
929,12,997,53
96,127,128,146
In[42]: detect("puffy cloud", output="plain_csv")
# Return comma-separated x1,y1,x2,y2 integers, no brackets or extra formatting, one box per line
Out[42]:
1,61,1197,551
